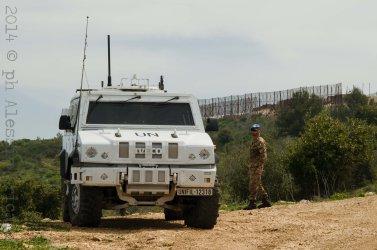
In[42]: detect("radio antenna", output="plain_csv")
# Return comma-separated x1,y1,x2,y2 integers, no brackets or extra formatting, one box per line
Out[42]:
107,35,112,86
74,16,89,149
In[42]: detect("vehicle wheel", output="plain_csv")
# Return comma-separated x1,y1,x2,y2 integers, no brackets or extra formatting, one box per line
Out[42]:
61,180,70,222
164,208,183,221
68,184,103,227
119,208,126,216
184,187,220,229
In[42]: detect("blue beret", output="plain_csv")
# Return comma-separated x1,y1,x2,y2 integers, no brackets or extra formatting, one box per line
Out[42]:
250,123,261,131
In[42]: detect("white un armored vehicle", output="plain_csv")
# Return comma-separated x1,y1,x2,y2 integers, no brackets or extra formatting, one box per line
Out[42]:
59,36,220,229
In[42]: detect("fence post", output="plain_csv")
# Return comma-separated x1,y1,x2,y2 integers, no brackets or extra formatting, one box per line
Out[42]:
204,99,207,117
215,98,219,117
244,94,247,114
327,85,329,97
286,89,289,101
250,94,253,114
258,93,261,108
237,96,240,115
265,92,268,106
224,97,227,117
211,98,214,117
199,100,201,113
215,98,217,117
230,95,233,116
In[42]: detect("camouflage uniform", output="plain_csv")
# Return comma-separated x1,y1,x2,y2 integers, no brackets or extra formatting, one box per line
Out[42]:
249,136,267,201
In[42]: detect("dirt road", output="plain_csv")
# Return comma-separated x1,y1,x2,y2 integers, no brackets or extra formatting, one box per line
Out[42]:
3,195,377,249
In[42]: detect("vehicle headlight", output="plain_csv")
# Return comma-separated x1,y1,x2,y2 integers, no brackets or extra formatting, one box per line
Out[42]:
199,149,210,159
86,147,97,158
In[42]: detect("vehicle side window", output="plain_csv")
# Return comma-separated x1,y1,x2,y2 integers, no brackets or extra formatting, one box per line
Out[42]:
69,98,79,129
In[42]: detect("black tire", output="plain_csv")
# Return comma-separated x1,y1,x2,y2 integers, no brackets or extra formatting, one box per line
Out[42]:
68,184,103,227
61,180,70,222
184,187,220,229
119,208,126,216
164,208,183,221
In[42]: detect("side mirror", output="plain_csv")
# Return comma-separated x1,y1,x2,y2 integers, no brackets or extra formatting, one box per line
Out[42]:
59,115,72,130
205,118,219,132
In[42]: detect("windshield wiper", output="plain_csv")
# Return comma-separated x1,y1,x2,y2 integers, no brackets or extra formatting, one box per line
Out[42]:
95,95,103,102
87,95,103,117
122,95,141,103
163,96,179,103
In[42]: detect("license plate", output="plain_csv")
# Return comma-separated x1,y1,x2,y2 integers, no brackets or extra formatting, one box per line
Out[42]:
176,188,213,196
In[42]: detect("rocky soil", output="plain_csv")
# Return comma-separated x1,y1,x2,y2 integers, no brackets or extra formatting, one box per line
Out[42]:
1,195,377,249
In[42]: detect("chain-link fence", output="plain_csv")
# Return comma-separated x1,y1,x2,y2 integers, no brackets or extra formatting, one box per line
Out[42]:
199,83,343,118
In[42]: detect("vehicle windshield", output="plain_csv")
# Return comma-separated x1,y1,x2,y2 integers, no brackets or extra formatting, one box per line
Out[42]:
86,101,195,126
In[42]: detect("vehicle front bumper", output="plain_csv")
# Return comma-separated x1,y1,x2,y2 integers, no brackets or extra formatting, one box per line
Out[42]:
70,164,217,190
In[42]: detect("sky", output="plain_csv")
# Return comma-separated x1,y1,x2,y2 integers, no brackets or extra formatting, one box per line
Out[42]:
1,0,377,139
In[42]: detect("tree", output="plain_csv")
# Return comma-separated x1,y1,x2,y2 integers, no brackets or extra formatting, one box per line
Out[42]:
276,91,323,137
217,128,233,146
286,112,376,198
344,88,368,111
332,87,377,124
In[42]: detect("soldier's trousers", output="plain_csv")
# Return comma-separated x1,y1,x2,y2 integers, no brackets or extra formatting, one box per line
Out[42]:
249,164,268,201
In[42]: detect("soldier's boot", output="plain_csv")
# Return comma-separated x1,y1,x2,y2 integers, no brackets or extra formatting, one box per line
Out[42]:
244,200,257,210
258,196,272,209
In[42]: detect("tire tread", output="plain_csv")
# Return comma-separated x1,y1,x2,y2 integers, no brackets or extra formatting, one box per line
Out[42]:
184,187,220,229
69,185,103,227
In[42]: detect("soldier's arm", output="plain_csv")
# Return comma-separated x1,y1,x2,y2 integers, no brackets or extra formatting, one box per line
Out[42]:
262,141,267,161
259,140,267,162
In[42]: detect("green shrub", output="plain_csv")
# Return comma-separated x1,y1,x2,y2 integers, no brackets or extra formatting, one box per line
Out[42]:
286,112,376,198
0,178,60,221
19,211,43,224
0,239,24,249
0,236,53,250
215,115,295,202
218,146,249,202
263,139,296,201
28,235,50,247
332,88,377,125
329,192,349,200
276,91,323,137
216,128,233,146
355,104,377,124
344,88,369,110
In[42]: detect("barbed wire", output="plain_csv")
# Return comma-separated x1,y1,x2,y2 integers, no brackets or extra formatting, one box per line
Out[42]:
198,83,343,118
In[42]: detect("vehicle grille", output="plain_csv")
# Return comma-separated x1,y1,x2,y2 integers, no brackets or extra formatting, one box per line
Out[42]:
132,169,140,182
145,170,153,182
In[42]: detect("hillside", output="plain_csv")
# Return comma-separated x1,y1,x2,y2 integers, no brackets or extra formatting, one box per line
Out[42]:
0,138,61,186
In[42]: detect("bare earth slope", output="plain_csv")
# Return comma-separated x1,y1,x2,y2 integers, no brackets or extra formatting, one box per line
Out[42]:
3,195,377,249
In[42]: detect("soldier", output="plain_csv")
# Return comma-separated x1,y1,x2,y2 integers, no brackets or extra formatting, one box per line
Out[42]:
244,123,271,210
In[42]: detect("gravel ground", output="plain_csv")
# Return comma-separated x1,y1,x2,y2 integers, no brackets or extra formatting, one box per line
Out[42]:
1,195,377,249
